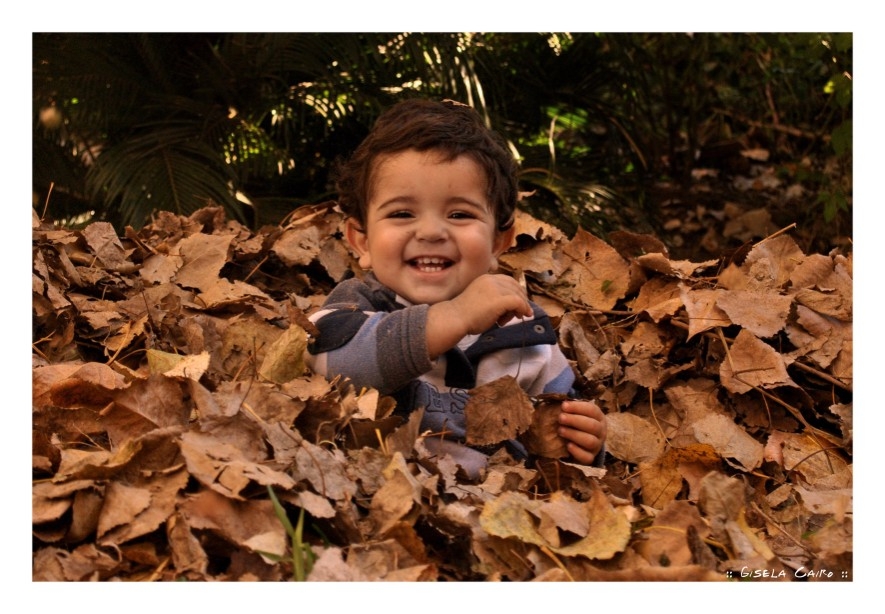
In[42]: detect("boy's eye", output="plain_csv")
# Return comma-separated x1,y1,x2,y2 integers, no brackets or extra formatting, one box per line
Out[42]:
387,210,413,219
449,211,476,220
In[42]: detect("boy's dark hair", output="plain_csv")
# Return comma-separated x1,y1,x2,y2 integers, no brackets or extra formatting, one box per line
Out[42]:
335,98,518,231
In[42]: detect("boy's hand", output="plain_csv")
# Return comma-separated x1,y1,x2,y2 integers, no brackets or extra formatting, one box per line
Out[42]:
558,400,607,465
451,274,534,332
426,274,533,358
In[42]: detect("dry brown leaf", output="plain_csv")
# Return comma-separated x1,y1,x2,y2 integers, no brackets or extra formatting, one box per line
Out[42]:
479,487,630,560
621,321,669,362
272,225,327,267
146,349,210,380
179,431,297,499
608,229,670,258
519,394,569,459
679,285,732,339
786,304,851,371
640,445,722,509
103,375,192,445
307,547,372,581
691,412,764,471
173,233,233,291
67,487,105,543
720,329,797,394
179,488,287,558
140,252,181,285
558,228,631,310
195,278,275,310
743,233,805,288
557,312,604,374
716,288,793,338
258,324,308,384
698,470,746,523
465,375,534,446
47,362,128,409
220,315,285,377
345,536,433,580
604,412,666,463
32,479,95,524
500,241,565,281
777,431,852,489
83,221,131,271
794,485,852,519
794,286,852,321
98,468,189,546
290,438,357,502
635,499,710,567
634,253,718,279
370,454,423,536
631,276,684,323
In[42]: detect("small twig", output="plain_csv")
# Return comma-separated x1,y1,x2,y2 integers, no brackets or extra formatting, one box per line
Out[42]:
639,524,686,536
788,445,844,477
713,107,821,140
140,288,159,332
648,388,671,447
753,223,798,248
750,501,814,555
535,463,556,494
146,556,171,582
241,401,265,424
760,392,773,431
790,360,852,392
375,428,390,456
297,438,329,499
525,280,634,317
32,341,50,362
105,319,139,366
539,545,575,581
41,182,55,222
243,254,270,284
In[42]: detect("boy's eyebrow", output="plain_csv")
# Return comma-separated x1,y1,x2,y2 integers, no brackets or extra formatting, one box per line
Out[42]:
446,197,491,211
375,196,492,213
374,196,418,211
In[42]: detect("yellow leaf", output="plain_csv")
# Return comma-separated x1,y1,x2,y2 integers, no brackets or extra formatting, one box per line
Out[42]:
479,488,630,560
258,324,308,384
146,349,210,380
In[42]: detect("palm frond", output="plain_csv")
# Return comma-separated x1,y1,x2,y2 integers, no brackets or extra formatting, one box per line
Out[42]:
86,127,241,229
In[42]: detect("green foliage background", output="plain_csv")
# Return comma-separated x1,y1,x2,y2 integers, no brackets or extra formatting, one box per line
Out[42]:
33,32,851,250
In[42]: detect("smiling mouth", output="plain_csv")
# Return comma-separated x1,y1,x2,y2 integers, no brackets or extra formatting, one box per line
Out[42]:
409,257,453,272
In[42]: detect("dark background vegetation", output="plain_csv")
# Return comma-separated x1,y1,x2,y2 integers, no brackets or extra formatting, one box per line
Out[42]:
32,32,852,259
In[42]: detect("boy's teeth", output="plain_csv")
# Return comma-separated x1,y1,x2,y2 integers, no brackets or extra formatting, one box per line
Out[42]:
413,257,448,271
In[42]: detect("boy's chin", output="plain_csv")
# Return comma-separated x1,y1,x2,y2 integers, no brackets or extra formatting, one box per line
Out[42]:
397,290,454,306
391,284,460,306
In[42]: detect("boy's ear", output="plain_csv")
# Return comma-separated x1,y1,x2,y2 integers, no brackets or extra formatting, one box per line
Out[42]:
345,218,373,270
492,224,517,257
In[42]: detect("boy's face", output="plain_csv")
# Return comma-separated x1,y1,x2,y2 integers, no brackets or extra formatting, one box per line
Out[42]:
347,149,513,306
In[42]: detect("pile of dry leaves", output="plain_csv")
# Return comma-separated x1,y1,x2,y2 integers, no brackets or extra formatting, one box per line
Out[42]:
32,200,852,582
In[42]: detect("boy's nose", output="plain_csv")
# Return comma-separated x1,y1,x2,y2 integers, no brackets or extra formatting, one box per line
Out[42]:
415,218,446,241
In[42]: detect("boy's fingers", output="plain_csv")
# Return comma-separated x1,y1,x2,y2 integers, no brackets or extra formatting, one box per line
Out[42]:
496,312,516,327
566,441,600,465
560,403,603,426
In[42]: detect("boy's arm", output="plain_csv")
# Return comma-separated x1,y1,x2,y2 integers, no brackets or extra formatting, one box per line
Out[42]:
307,281,434,394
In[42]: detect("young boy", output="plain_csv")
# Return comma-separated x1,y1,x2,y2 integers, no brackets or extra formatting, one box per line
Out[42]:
306,98,606,478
